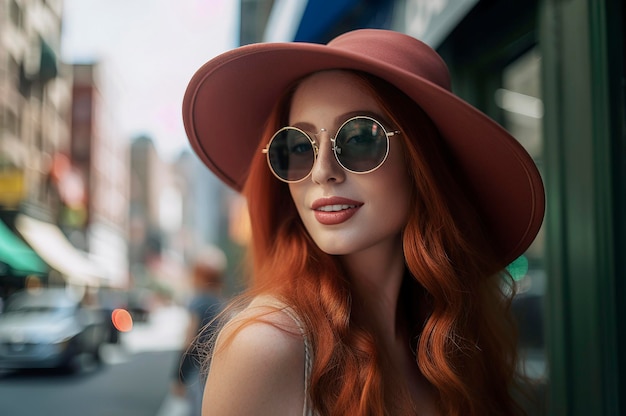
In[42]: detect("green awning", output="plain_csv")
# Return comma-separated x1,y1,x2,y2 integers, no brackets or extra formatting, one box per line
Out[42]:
0,220,47,276
39,38,58,82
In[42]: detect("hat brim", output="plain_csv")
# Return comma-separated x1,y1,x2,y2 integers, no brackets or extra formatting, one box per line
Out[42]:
183,38,545,267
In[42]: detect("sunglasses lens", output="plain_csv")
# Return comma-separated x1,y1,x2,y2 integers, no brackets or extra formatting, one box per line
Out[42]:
267,128,315,182
335,118,389,172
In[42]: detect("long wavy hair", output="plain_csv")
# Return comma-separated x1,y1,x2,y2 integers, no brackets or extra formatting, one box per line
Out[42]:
212,71,525,415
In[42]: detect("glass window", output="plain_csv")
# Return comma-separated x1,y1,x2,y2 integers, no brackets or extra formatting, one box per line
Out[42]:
9,0,22,28
497,48,548,414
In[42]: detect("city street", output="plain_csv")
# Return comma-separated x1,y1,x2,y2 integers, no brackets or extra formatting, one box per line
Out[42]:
0,305,189,416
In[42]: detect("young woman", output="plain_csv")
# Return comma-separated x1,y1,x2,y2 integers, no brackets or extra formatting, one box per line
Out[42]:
182,29,545,416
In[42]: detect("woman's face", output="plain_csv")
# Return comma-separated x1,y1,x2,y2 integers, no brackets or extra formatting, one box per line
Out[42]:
288,71,413,256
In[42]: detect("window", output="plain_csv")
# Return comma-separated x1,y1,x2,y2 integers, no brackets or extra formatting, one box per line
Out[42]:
10,0,22,28
498,48,548,413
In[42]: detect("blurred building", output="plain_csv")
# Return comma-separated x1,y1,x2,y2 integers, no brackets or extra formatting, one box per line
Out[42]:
241,0,625,414
0,0,68,221
240,0,274,45
0,0,109,293
169,150,243,295
128,135,197,296
128,137,235,300
128,135,164,282
69,63,129,289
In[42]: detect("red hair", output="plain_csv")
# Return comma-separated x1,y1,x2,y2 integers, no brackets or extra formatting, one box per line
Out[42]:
220,71,525,415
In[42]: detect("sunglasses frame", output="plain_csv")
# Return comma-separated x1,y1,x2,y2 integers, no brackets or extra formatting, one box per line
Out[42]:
262,115,401,183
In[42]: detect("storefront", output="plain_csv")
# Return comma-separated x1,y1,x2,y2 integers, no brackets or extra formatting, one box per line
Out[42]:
0,219,48,300
15,215,105,288
430,1,625,414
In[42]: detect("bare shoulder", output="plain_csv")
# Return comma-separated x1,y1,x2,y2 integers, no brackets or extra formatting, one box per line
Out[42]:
202,296,306,416
215,296,304,360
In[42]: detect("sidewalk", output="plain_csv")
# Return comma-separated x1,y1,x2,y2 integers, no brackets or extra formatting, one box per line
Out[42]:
123,304,190,353
100,304,189,365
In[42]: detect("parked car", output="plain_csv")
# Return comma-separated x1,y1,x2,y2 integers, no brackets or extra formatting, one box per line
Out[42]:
0,288,108,371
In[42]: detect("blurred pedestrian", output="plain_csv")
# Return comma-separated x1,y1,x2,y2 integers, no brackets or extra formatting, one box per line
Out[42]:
170,245,226,416
183,29,545,415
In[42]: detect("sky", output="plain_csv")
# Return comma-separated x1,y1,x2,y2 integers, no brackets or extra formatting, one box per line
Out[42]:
61,0,240,161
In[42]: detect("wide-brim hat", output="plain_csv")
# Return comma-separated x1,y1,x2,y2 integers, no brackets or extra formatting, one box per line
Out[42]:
183,29,545,266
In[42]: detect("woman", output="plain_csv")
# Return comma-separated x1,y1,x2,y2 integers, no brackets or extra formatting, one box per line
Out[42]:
183,29,545,415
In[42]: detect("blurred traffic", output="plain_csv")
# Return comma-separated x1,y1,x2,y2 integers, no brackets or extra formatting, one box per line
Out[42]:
0,287,107,371
0,302,189,416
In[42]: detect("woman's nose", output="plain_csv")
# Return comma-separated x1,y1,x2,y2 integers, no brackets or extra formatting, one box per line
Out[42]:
310,131,345,184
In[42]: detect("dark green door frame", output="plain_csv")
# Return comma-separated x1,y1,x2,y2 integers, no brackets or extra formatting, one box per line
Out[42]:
438,0,624,414
539,0,624,415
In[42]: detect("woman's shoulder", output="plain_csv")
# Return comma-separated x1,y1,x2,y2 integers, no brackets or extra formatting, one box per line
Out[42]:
203,295,307,415
218,295,305,353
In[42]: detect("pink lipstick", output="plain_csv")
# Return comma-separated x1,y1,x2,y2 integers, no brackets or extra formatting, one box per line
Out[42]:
312,197,363,225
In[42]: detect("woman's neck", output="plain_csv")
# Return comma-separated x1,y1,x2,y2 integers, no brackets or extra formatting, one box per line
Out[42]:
340,236,406,341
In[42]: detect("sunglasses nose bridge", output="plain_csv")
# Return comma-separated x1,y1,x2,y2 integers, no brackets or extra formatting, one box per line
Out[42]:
311,128,343,173
315,128,341,156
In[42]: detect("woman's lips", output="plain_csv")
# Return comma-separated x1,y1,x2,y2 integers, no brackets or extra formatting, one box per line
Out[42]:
312,197,363,225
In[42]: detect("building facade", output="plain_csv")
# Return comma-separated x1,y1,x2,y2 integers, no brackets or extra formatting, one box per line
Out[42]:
70,63,129,289
0,0,103,291
0,0,129,295
0,0,68,222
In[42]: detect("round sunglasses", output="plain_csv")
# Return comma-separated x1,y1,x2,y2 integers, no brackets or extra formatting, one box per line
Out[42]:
262,116,401,183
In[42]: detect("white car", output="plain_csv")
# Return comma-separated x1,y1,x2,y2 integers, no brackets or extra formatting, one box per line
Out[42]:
0,288,108,372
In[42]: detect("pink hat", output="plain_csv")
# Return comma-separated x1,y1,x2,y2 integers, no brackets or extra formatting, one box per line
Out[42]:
183,29,545,265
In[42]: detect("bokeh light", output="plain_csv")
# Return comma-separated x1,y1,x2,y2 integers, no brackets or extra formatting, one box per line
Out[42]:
111,308,134,332
506,255,529,281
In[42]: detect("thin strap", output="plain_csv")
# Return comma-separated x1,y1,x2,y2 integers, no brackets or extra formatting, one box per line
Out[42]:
258,297,315,416
280,306,314,416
